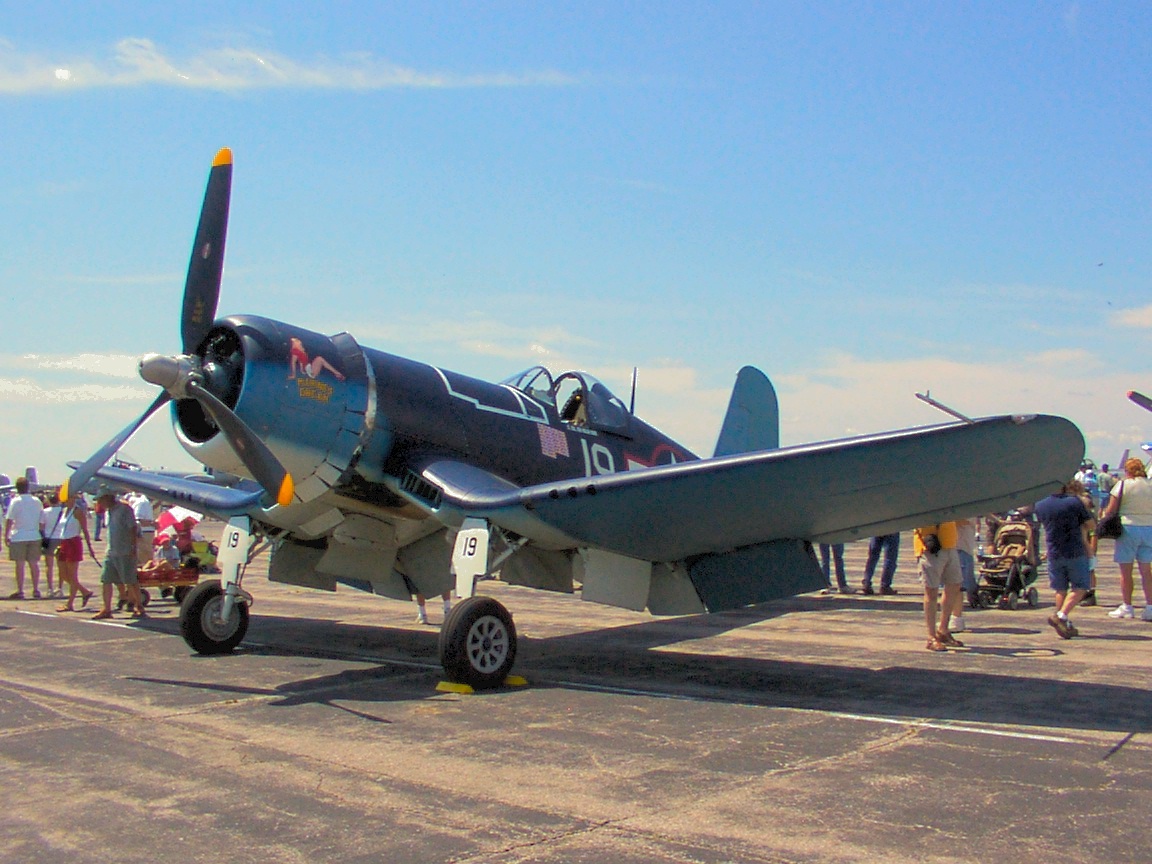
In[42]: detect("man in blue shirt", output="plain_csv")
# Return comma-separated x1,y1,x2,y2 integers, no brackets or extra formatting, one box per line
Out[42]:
1033,483,1095,638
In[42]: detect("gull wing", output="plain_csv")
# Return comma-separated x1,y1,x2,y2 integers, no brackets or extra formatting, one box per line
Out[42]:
74,464,263,515
429,414,1083,562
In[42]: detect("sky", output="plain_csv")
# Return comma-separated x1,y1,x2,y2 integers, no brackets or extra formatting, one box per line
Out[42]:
2,2,1152,484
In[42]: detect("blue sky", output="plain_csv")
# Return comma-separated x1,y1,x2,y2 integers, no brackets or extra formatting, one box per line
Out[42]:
2,2,1151,483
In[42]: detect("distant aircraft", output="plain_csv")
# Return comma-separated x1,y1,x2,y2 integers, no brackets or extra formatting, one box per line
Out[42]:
0,467,53,497
63,149,1085,688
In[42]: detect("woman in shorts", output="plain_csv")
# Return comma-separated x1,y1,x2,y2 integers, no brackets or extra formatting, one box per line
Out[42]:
53,498,96,612
1100,458,1152,620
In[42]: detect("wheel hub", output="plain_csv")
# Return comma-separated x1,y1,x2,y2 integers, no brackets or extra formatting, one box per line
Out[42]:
466,615,508,672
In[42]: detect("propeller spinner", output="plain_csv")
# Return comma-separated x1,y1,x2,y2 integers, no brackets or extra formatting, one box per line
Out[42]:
63,149,294,508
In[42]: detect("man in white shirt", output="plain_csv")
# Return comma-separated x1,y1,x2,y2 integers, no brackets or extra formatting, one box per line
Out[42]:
4,477,44,599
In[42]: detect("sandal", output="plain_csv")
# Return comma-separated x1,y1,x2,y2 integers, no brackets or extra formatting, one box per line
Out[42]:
91,610,113,620
936,630,964,648
80,591,93,609
925,638,948,652
56,605,75,613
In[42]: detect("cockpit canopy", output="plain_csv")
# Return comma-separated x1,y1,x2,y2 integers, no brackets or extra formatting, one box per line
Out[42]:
501,366,631,436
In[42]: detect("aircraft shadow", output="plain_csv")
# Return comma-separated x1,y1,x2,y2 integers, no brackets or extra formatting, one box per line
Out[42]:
126,608,1152,736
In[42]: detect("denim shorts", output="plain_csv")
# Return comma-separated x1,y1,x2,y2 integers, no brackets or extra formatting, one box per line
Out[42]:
1048,556,1091,593
1113,524,1152,564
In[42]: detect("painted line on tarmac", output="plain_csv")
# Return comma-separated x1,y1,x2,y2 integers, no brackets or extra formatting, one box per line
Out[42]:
815,709,1079,744
556,679,1082,745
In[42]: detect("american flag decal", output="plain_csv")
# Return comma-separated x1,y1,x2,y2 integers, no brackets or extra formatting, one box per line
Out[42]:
537,424,570,459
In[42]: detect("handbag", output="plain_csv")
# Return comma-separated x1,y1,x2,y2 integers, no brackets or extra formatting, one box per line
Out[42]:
1098,480,1125,539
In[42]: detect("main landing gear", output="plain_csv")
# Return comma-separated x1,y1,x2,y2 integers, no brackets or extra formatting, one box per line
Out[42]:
438,596,517,690
179,579,249,654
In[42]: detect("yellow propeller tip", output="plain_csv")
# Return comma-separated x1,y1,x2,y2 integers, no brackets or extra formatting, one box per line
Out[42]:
276,474,295,508
213,147,233,167
60,480,71,501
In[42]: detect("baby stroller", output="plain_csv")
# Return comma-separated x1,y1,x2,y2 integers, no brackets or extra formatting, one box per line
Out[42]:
972,517,1041,609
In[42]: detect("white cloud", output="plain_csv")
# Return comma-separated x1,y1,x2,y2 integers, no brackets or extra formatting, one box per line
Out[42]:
24,353,142,378
1111,304,1152,329
0,353,150,405
0,38,578,93
0,377,150,403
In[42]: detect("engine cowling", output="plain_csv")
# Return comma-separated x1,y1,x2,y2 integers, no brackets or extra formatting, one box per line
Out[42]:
173,315,384,504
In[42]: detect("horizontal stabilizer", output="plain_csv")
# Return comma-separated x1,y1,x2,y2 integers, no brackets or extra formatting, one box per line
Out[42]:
714,366,779,456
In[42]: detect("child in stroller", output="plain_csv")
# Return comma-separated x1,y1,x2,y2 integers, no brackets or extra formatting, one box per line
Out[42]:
973,512,1042,609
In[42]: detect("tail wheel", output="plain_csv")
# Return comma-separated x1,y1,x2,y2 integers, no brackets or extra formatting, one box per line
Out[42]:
439,596,516,690
179,579,248,655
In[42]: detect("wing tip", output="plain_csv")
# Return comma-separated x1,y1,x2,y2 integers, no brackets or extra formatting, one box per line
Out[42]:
213,147,233,167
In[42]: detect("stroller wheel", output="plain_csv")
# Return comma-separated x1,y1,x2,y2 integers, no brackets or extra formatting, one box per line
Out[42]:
966,590,980,609
1026,587,1039,608
978,590,995,609
1006,590,1019,610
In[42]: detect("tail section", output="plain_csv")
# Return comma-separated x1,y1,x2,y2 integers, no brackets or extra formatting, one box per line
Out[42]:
713,366,779,457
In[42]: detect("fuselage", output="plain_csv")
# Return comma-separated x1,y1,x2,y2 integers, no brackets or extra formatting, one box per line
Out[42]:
172,315,698,516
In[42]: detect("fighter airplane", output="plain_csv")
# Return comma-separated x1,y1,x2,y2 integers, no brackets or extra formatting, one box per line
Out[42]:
63,149,1085,688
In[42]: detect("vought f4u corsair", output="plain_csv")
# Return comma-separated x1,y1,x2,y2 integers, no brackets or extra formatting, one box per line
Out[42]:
64,149,1084,688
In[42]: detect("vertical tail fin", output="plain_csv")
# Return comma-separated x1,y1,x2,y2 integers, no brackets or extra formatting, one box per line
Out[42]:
713,366,779,457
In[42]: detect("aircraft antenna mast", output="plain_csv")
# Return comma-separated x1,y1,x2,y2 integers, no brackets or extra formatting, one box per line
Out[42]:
915,391,974,424
629,367,638,414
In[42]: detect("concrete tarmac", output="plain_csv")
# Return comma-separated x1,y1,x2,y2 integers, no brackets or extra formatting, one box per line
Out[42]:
1,532,1150,863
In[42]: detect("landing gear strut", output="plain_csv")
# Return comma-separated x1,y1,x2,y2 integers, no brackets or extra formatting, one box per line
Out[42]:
438,596,517,689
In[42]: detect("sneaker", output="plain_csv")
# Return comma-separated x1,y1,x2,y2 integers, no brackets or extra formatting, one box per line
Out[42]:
879,586,898,595
860,583,875,596
442,601,452,616
1081,590,1097,607
1048,615,1072,639
837,585,854,595
1065,620,1080,637
5,592,24,601
1143,607,1152,622
949,615,966,633
415,608,429,625
1109,603,1135,619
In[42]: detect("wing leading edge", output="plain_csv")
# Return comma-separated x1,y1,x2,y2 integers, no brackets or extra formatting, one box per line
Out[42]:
433,414,1083,562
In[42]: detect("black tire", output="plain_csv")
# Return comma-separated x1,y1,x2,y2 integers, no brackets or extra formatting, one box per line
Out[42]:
179,579,249,655
1026,587,1039,608
439,596,516,689
1006,590,1019,610
977,590,995,609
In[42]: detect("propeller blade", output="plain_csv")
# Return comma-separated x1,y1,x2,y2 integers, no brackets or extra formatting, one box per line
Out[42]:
1128,391,1152,414
186,380,295,507
181,148,233,354
60,391,172,502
